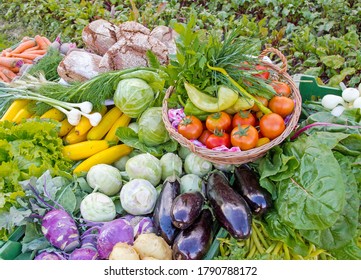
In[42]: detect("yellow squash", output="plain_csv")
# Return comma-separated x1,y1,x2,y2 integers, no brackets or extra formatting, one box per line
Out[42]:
73,144,133,174
40,107,66,121
63,127,87,145
87,106,123,140
12,108,33,124
58,119,74,137
63,140,112,161
104,114,131,143
74,106,108,136
1,99,31,121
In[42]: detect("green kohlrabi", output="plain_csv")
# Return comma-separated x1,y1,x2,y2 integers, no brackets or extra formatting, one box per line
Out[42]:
120,179,158,215
160,153,183,181
125,153,162,186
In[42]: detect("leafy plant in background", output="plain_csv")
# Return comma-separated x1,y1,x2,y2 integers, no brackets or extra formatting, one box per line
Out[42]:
0,0,360,85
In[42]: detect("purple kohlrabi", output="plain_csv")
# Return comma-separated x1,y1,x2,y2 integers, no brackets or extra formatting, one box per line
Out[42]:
41,209,80,253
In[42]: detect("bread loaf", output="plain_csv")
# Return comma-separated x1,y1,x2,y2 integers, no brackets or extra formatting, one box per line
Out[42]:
150,25,178,55
99,30,169,70
57,49,106,83
82,19,119,55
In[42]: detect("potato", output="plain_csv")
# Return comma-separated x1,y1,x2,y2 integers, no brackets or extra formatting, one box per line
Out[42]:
133,233,172,260
108,242,140,260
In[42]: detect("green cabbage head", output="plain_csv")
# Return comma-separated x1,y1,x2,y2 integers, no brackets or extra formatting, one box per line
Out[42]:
114,78,154,118
138,107,170,146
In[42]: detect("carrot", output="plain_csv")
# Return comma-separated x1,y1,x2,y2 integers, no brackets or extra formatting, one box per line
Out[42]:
9,53,40,60
42,36,52,46
1,68,17,80
0,70,11,82
22,60,34,64
0,57,24,68
10,40,36,55
21,45,40,52
9,67,20,73
22,49,47,55
34,35,48,50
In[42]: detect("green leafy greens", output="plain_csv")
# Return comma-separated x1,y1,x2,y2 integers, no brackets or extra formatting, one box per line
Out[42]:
0,119,73,213
255,110,361,259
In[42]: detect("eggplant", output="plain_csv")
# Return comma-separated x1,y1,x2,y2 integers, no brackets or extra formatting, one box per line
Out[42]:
206,170,252,240
233,164,272,215
171,191,205,229
152,175,180,245
172,209,213,260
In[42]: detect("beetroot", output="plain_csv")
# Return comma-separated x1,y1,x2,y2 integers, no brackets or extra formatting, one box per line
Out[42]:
41,209,80,253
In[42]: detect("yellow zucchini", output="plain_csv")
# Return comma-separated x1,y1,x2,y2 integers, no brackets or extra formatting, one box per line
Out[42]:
58,119,74,137
12,108,33,124
73,144,133,174
63,140,111,161
63,127,88,145
40,107,66,121
74,106,108,136
104,114,131,142
74,115,92,136
1,99,31,121
87,107,123,140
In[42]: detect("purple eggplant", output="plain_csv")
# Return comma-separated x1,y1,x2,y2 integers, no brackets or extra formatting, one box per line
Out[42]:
206,171,252,240
171,191,205,229
233,165,272,215
152,175,180,245
172,209,213,260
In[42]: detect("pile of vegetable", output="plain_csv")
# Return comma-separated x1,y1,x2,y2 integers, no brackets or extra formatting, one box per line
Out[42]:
0,14,360,261
0,35,53,83
163,16,297,153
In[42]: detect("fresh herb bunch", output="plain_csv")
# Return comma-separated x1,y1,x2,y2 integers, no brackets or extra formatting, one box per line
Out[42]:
3,66,168,114
165,13,276,108
27,48,64,81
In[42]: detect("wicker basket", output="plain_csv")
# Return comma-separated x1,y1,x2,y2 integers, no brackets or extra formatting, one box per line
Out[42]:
162,48,302,165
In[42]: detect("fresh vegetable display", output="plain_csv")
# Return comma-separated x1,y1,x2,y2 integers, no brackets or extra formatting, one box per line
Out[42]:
0,12,360,262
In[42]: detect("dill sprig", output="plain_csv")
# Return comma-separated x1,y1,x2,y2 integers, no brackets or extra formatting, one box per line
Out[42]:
12,66,167,113
168,13,276,102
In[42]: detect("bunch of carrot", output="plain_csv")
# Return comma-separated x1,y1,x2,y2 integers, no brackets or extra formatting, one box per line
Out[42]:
0,35,52,83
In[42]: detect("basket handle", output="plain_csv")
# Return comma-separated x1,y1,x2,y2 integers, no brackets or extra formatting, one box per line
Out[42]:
259,47,288,74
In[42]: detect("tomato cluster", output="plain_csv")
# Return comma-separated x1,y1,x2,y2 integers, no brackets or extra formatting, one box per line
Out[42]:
177,80,294,151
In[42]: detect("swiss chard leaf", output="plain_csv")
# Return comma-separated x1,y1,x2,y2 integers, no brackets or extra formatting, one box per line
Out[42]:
300,152,359,250
273,137,346,230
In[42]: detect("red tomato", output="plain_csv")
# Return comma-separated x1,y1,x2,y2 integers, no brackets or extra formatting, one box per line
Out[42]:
268,96,295,117
270,81,292,97
178,115,203,140
205,112,232,132
230,125,259,150
251,96,269,112
253,65,270,80
232,110,257,128
259,113,285,140
198,129,212,145
206,131,231,149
